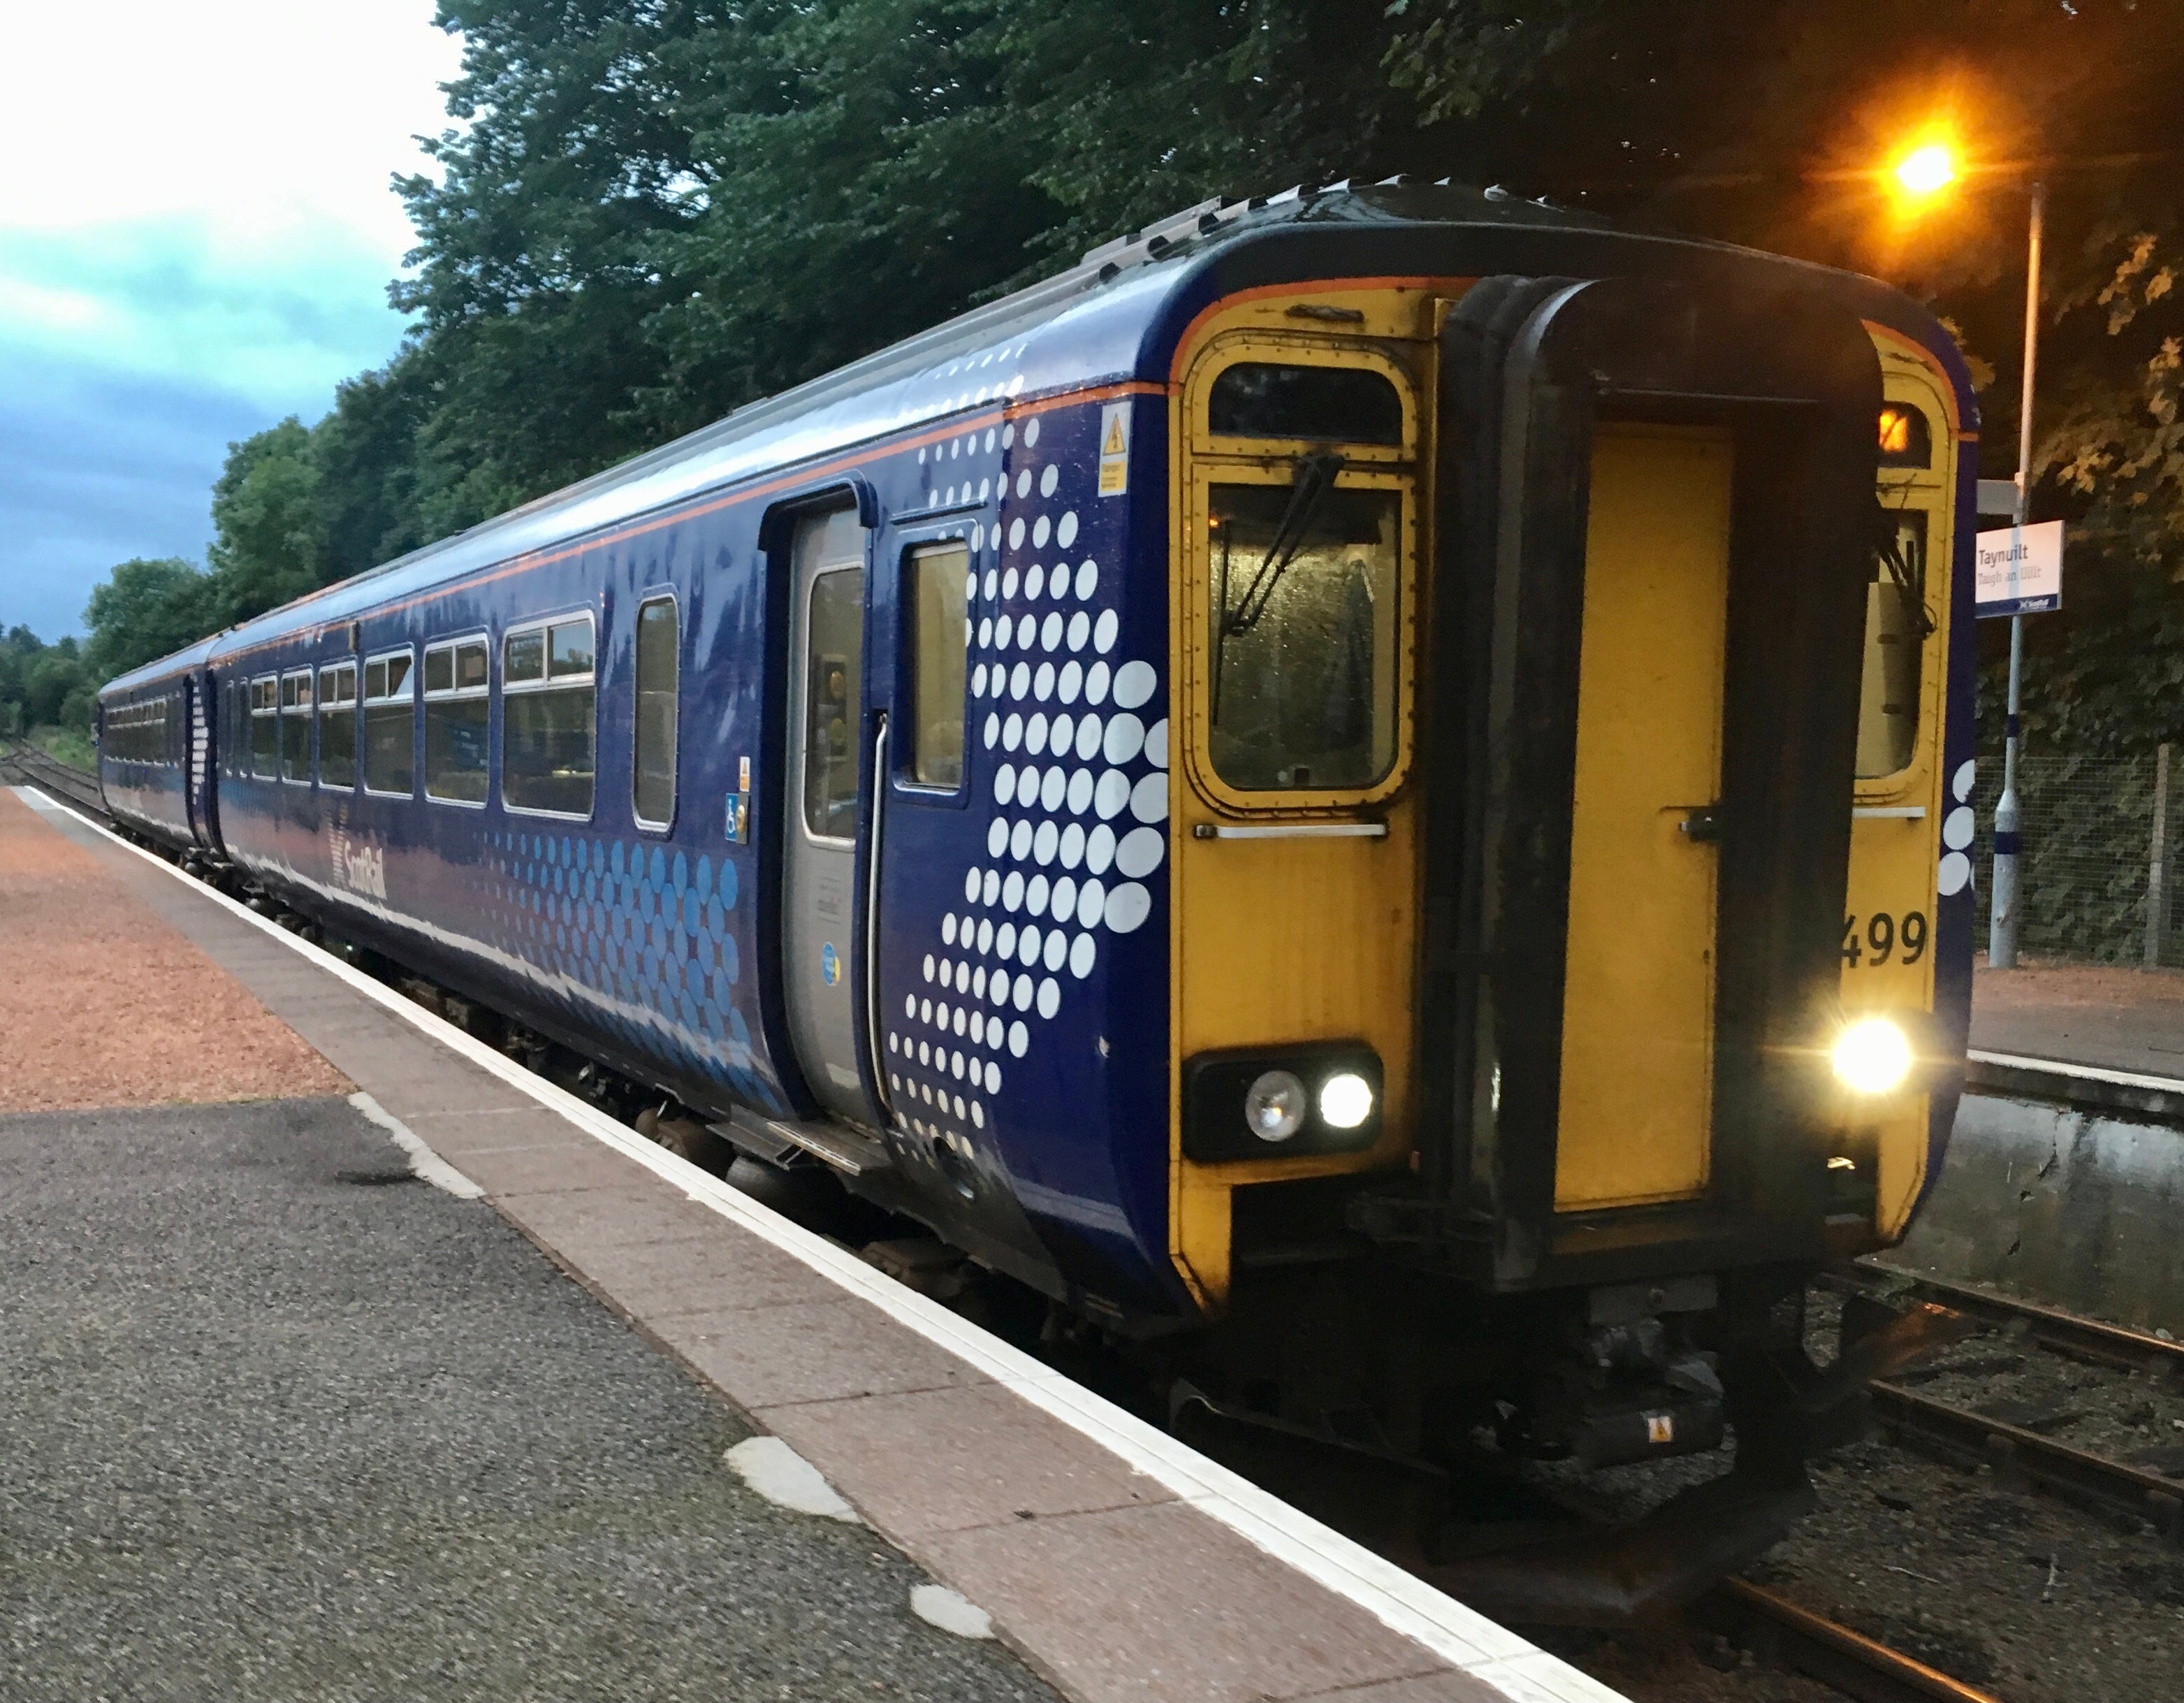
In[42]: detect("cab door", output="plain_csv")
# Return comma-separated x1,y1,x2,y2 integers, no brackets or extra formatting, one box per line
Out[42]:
781,505,880,1125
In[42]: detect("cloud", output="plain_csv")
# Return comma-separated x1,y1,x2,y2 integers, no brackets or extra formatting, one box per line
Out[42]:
0,353,265,638
0,0,465,639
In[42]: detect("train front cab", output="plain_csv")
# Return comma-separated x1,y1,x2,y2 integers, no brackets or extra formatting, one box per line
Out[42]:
1162,266,1963,1476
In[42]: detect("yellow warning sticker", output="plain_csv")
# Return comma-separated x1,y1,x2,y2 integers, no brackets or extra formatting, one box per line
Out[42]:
1098,401,1129,498
1645,1413,1675,1445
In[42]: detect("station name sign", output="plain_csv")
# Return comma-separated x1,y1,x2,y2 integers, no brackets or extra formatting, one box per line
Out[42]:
1975,519,2064,619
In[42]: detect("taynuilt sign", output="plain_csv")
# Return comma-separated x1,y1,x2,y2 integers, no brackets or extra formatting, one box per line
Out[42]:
1975,519,2063,618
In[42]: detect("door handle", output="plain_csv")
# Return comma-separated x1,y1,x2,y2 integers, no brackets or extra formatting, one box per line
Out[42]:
1678,805,1722,843
864,716,893,1119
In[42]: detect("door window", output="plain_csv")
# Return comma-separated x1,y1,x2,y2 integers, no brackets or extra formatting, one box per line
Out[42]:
802,567,864,840
905,542,970,788
633,596,679,827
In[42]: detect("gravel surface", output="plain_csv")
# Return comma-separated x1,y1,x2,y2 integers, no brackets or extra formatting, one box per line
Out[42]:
0,1096,1056,1703
1538,1286,2184,1702
0,789,348,1111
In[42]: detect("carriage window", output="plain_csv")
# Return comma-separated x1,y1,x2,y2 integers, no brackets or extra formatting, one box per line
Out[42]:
1857,509,1929,778
279,670,312,783
363,650,415,795
318,661,358,789
634,597,678,828
251,676,278,777
502,615,595,818
423,637,489,804
1210,363,1403,445
907,542,970,788
1207,480,1402,791
803,567,864,839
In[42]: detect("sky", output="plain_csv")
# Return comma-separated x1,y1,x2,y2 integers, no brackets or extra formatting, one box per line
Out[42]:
0,2,467,639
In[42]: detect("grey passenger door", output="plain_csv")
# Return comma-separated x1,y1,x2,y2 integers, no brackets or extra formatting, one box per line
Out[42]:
782,507,875,1124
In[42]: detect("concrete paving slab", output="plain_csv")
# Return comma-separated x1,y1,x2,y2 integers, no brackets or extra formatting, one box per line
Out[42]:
912,1500,1473,1703
759,1382,1174,1537
665,1297,995,1409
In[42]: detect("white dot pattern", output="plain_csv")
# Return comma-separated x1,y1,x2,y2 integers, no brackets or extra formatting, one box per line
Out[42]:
884,400,1165,1179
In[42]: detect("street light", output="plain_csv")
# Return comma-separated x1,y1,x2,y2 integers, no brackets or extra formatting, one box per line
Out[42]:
1892,141,1958,199
1887,133,2043,968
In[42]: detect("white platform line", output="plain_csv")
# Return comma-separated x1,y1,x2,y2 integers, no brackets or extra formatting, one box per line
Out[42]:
13,786,1624,1703
1970,1048,2184,1096
349,1090,485,1198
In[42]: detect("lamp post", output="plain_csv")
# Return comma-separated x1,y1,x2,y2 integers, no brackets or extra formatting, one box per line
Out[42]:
1886,140,2044,967
1988,180,2046,969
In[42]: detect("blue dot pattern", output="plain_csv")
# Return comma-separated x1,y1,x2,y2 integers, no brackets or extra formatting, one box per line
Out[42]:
478,826,769,1106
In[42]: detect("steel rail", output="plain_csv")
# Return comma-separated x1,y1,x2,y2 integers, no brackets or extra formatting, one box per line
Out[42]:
0,739,103,814
1701,1578,2003,1703
1853,1263,2184,1380
1869,1379,2184,1541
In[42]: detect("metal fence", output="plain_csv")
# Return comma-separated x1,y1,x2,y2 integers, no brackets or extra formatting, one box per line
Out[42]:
1969,740,2184,965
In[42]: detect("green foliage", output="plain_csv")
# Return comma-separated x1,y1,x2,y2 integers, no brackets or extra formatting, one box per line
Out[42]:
0,626,90,737
206,417,328,622
29,723,96,771
82,558,218,682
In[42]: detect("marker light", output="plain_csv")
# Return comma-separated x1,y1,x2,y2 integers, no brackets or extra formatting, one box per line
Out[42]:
1833,1016,1914,1096
1244,1070,1308,1142
1318,1071,1374,1131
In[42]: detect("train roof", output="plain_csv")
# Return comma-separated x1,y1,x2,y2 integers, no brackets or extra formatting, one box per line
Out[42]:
103,180,1963,695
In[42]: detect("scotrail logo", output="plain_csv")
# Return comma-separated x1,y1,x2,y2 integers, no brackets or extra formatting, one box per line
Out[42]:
328,823,387,901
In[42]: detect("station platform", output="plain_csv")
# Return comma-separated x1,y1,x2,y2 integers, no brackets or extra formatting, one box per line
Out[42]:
1970,961,2184,1119
0,785,1615,1703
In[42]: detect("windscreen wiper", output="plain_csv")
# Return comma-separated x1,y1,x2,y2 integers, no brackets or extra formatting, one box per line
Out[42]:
1223,451,1345,637
1212,450,1344,723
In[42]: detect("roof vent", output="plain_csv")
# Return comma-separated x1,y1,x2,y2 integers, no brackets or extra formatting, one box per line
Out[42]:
1076,194,1258,279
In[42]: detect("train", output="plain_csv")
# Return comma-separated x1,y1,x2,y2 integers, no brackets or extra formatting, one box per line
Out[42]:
96,181,1977,1611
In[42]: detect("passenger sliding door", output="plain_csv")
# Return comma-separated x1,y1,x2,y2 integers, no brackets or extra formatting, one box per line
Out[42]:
780,507,880,1125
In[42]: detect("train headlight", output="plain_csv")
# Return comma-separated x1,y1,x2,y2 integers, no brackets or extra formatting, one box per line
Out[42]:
1244,1071,1309,1143
1184,1046,1383,1161
1318,1071,1374,1130
1833,1016,1914,1096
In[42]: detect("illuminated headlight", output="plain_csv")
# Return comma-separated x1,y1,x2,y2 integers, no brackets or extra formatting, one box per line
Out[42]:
1244,1071,1309,1143
1318,1071,1374,1130
1183,1045,1383,1162
1833,1016,1914,1096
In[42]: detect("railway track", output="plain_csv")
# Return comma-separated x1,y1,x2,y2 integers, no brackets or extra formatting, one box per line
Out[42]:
1698,1578,2004,1703
1826,1264,2184,1543
1,739,105,816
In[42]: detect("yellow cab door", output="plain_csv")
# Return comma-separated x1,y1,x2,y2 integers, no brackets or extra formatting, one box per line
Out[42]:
1168,290,1435,1311
1552,425,1735,1210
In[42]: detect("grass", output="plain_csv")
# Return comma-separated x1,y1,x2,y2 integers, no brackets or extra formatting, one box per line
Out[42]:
27,724,96,771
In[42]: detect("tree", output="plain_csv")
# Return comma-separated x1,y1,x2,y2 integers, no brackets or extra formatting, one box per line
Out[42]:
207,417,328,623
81,558,218,682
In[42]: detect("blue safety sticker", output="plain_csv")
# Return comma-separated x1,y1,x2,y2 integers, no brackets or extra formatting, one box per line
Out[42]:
821,941,840,986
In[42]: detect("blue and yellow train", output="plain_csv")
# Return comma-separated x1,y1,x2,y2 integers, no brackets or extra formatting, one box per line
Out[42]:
98,183,1978,1573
